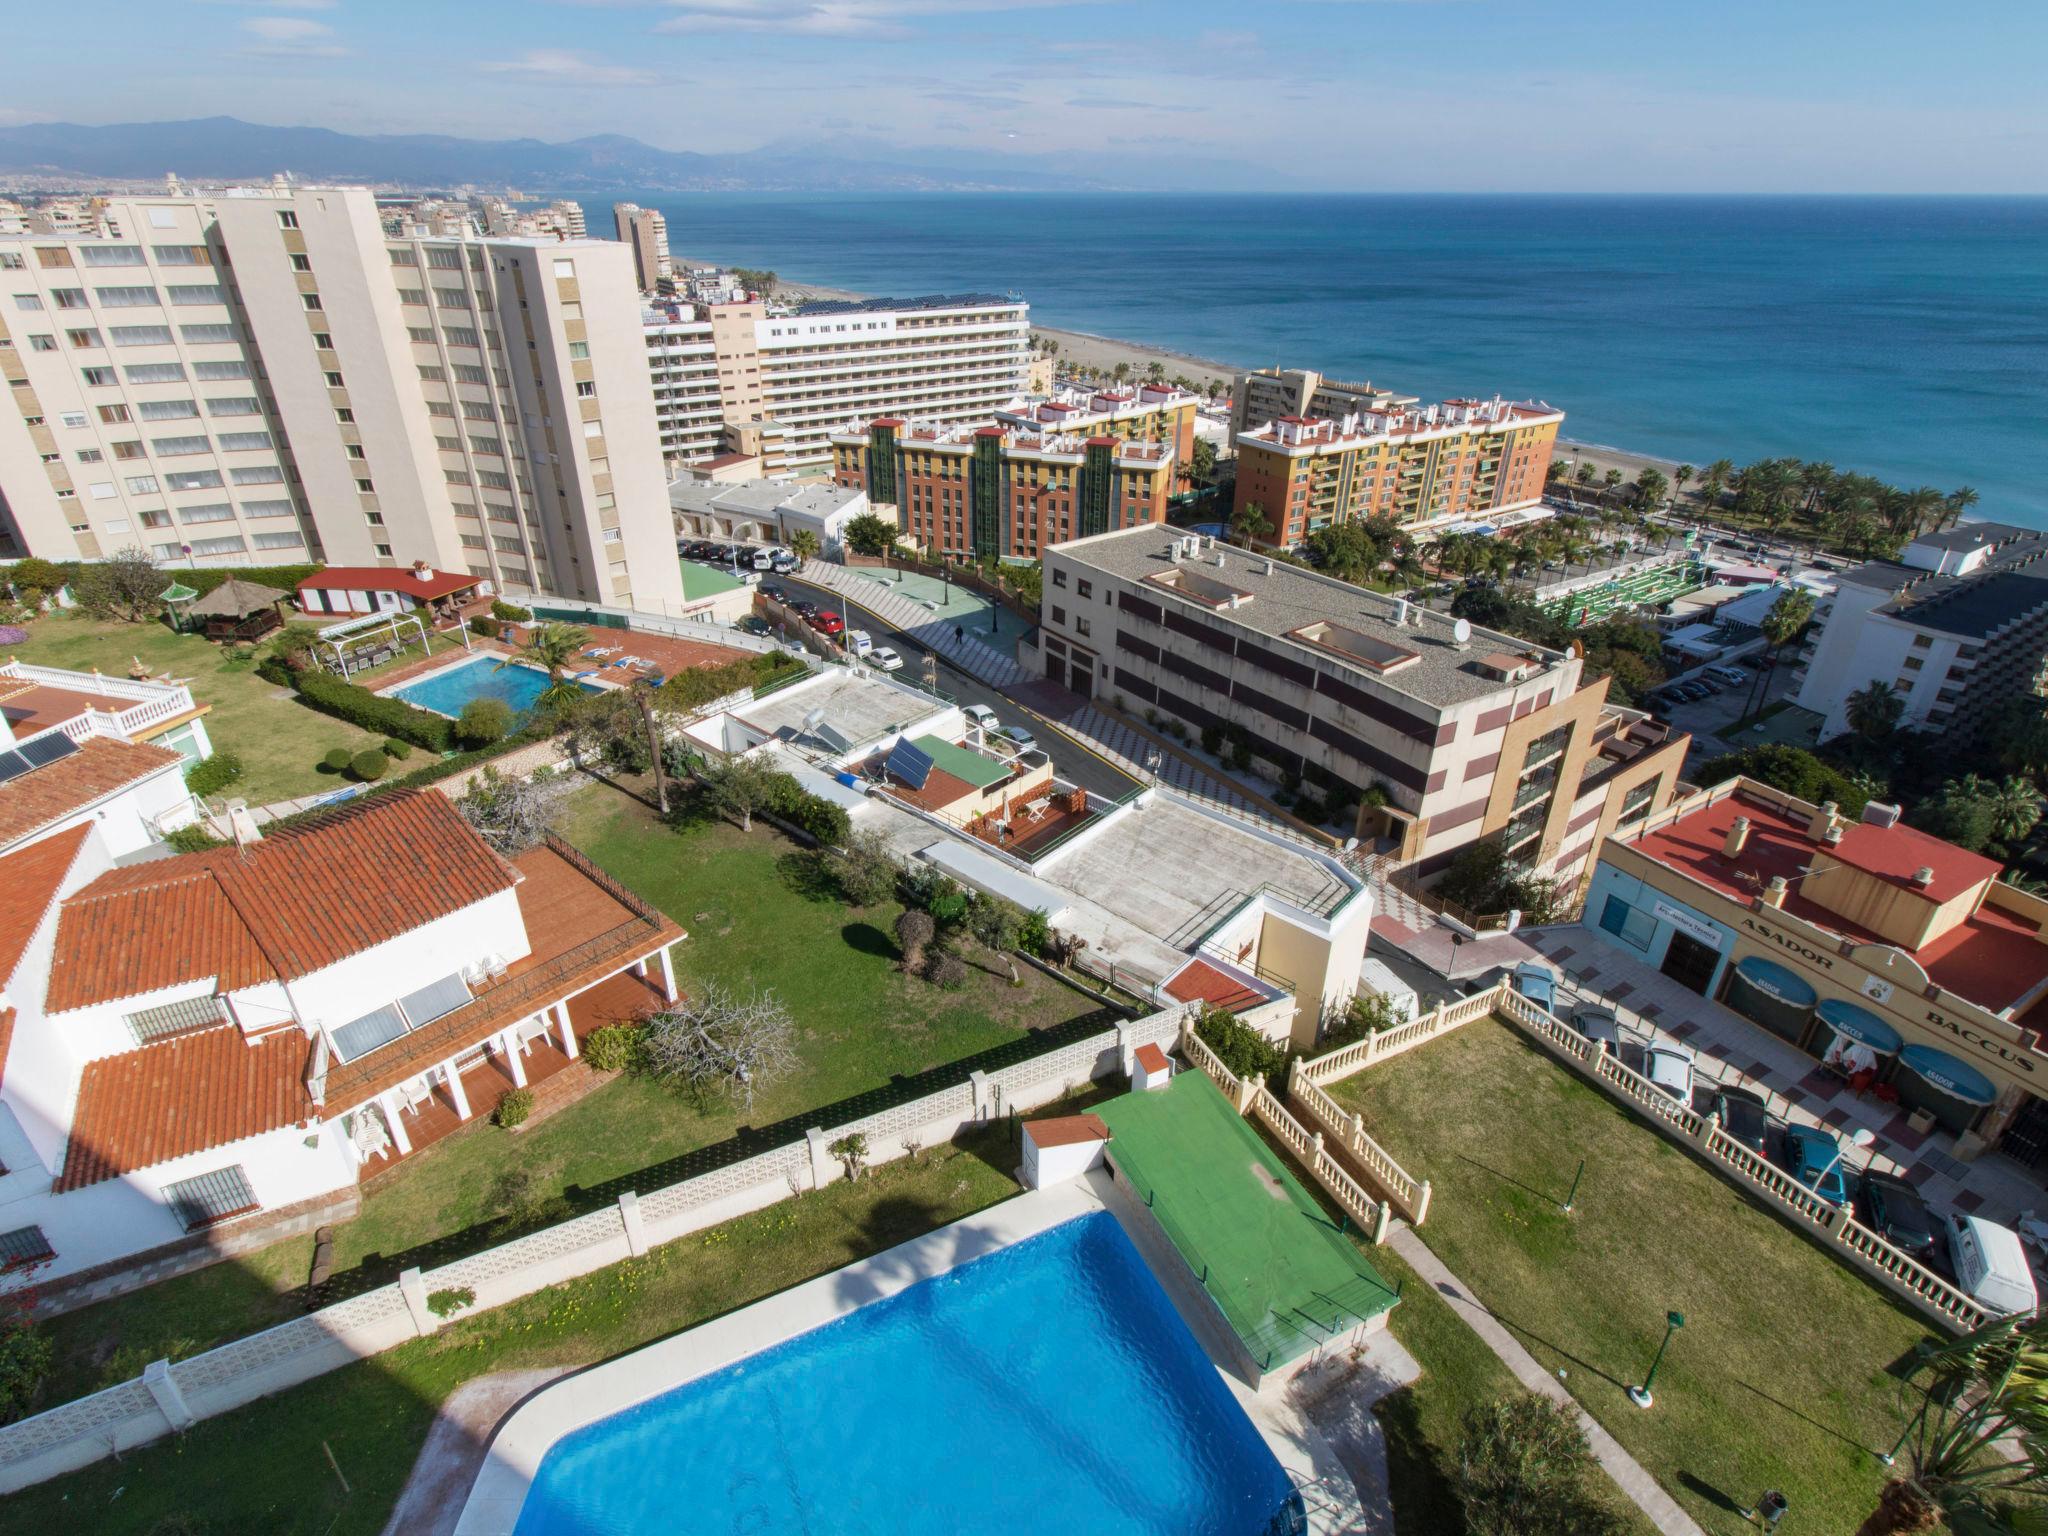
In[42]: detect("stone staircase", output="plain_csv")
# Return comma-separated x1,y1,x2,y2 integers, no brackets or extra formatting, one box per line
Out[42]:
797,560,1028,687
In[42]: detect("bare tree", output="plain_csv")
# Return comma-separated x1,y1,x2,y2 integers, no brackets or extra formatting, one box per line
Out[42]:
828,1132,870,1182
895,910,934,972
455,766,558,856
639,981,797,1110
698,752,782,833
72,547,165,623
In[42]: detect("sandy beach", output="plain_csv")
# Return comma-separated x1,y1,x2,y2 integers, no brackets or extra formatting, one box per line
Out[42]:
679,255,1693,478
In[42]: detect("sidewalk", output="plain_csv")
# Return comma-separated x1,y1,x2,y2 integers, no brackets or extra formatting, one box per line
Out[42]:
1388,1226,1708,1536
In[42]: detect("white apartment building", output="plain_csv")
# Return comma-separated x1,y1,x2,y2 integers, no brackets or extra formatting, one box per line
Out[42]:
0,186,683,613
611,203,672,293
1794,522,2048,744
643,292,1029,480
1230,366,1421,440
0,788,683,1291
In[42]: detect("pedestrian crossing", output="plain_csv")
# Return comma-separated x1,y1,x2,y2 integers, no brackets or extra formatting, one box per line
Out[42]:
798,561,1028,687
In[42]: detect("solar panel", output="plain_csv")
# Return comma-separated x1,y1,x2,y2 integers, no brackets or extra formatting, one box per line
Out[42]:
17,733,79,769
0,751,29,785
884,736,935,792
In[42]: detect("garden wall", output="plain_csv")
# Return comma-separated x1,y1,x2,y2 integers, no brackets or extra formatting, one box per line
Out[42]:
0,1005,1189,1495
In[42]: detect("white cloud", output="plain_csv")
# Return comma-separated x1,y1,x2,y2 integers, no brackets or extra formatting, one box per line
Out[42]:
480,50,665,87
652,0,1098,37
239,16,349,56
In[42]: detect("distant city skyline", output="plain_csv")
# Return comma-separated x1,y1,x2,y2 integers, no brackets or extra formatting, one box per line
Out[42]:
5,0,2046,194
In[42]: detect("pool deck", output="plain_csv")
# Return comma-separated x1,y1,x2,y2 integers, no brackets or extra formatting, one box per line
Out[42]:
450,1175,1391,1536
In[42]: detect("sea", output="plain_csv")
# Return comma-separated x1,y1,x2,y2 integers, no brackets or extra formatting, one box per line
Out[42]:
636,192,2048,526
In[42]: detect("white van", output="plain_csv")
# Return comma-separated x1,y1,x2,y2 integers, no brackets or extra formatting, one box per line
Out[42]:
1946,1213,2039,1316
845,629,873,658
1355,959,1419,1025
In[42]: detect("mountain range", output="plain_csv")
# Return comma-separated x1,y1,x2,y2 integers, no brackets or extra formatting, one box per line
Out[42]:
0,117,1153,193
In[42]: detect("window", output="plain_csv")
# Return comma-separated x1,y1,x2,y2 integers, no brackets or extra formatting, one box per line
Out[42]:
398,288,427,306
444,326,479,346
12,293,42,312
151,245,210,266
188,534,247,556
1077,579,1093,599
97,402,131,423
1597,894,1661,950
207,397,260,417
434,287,470,309
152,434,210,455
27,333,55,352
417,364,445,382
553,258,575,278
139,509,169,528
58,410,86,428
80,245,144,267
34,248,73,269
95,286,161,308
1076,616,1092,638
126,475,162,494
1051,605,1066,625
165,469,222,491
124,362,185,384
217,431,273,451
575,380,597,398
80,366,116,387
137,398,199,420
179,503,235,523
88,483,117,500
75,448,103,464
331,1002,406,1062
179,323,235,344
0,1227,54,1267
111,439,146,460
568,341,590,360
66,327,102,348
301,292,323,312
230,465,284,485
242,499,295,519
50,289,87,309
355,477,374,493
125,995,227,1045
452,363,487,384
277,211,299,230
289,254,312,273
1052,569,1068,588
463,400,495,422
162,1165,258,1230
252,529,304,550
194,360,250,381
0,253,18,270
334,407,354,424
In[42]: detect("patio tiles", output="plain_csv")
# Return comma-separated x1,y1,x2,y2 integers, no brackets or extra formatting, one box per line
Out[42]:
1702,1040,1728,1059
1574,965,1601,984
1954,1188,1987,1214
1638,1003,1663,1020
1548,944,1576,962
1669,1020,1699,1039
1746,1060,1775,1080
1821,1106,1852,1130
1605,981,1635,1002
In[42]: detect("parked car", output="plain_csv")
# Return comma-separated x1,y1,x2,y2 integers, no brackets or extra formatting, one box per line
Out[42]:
1857,1172,1940,1263
1779,1123,1851,1206
1000,723,1039,753
735,616,771,637
1946,1213,2040,1316
771,551,800,573
1567,1004,1622,1048
814,611,846,637
792,600,820,621
1709,665,1749,685
751,546,784,571
1510,962,1559,1015
1709,1086,1771,1154
867,646,904,672
758,581,785,604
962,704,1001,735
1644,1042,1695,1104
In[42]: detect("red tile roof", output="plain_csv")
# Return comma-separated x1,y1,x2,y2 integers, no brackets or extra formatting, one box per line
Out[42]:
57,1023,313,1191
1165,957,1266,1014
296,567,480,601
48,791,519,1012
0,1008,14,1095
0,736,184,851
1134,1043,1171,1075
0,823,92,988
1024,1113,1110,1148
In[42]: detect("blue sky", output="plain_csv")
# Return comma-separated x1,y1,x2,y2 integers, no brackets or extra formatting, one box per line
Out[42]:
10,1,2047,191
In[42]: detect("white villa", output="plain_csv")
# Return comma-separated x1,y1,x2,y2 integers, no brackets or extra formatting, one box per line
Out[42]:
0,789,681,1290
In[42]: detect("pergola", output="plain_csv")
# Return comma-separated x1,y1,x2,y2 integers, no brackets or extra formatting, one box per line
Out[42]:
317,609,446,678
187,579,287,642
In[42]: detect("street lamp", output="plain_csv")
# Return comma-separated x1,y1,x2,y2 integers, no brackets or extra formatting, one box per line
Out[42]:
1817,1126,1877,1196
1628,1311,1685,1408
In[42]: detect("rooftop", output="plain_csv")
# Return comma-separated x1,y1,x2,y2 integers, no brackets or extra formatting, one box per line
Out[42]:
1239,395,1561,453
0,734,185,853
0,824,91,988
296,567,480,601
1905,521,2033,555
734,670,943,757
1055,526,1564,709
792,292,1020,318
1889,566,2048,641
1625,787,2048,1017
1,681,141,738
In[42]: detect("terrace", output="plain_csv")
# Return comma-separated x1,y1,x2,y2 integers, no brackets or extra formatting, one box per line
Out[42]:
0,660,205,745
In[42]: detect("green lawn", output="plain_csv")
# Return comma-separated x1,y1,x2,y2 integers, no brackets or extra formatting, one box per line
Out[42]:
8,608,406,803
33,785,1103,1407
1325,1019,1934,1536
0,1130,1023,1536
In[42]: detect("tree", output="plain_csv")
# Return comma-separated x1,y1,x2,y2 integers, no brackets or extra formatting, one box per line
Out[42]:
455,695,514,747
842,511,895,557
832,828,899,906
1846,680,1907,741
640,981,796,1111
697,751,782,832
71,547,163,623
1673,463,1695,503
1696,743,1872,816
1740,587,1816,719
1699,458,1735,508
827,1132,870,1182
501,621,589,707
1111,360,1131,383
1455,1393,1624,1536
1633,467,1668,509
1987,776,2042,846
456,766,558,856
1547,458,1569,484
1144,359,1165,384
1437,840,1564,923
1945,486,1980,530
1194,1007,1285,1082
1188,437,1218,482
895,909,935,973
1,557,65,605
1855,1312,2048,1536
969,894,1024,983
787,528,820,562
1229,500,1271,547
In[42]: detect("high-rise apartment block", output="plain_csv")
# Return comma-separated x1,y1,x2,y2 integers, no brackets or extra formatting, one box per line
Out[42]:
996,381,1200,467
611,203,672,293
1231,367,1419,440
1232,397,1562,545
0,186,682,611
831,417,1176,558
643,292,1029,480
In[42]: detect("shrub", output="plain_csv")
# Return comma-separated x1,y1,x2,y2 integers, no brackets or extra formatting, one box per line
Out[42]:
426,1286,475,1319
456,696,514,748
833,829,899,906
1017,907,1053,957
469,615,502,640
349,750,388,782
493,1088,534,1129
896,909,935,971
164,825,225,854
183,751,244,798
382,737,412,760
491,599,533,622
0,1314,52,1425
1231,741,1253,772
321,747,353,773
582,1024,640,1075
291,669,454,752
1195,1007,1285,1082
925,952,969,990
788,790,851,846
1454,1393,1623,1536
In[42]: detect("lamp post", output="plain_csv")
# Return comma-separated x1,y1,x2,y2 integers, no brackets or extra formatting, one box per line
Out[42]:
1817,1126,1877,1199
1628,1311,1685,1408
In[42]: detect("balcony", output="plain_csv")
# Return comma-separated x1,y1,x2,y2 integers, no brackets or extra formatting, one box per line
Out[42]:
0,660,201,741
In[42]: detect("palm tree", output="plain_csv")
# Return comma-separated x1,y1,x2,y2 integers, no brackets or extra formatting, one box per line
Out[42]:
1548,458,1570,484
1947,486,1980,530
1742,588,1815,718
1673,463,1695,505
1799,460,1836,517
502,620,590,707
1601,468,1624,502
1902,487,1948,540
1634,467,1668,509
1988,775,2042,846
1229,500,1270,547
787,528,820,563
1856,1311,2048,1535
1845,679,1905,740
1575,462,1597,488
1700,458,1735,511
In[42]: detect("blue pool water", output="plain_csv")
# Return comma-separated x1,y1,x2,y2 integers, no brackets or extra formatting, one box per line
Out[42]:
511,1213,1295,1535
391,657,597,719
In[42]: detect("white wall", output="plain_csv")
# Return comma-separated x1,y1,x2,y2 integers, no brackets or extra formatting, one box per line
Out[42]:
8,765,194,860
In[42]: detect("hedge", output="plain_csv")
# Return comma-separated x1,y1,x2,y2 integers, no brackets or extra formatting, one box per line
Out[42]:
0,559,321,601
290,669,455,753
183,751,244,798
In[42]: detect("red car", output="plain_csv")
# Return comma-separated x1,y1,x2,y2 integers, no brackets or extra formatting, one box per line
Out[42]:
813,611,845,637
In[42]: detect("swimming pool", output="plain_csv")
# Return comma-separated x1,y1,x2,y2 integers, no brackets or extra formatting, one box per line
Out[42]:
509,1212,1296,1535
391,656,599,719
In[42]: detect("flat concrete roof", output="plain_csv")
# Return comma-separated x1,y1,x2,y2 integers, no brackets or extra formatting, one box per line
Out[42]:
1053,526,1563,709
735,670,942,753
1038,793,1354,947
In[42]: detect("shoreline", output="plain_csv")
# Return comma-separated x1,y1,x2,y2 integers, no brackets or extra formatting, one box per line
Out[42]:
679,254,1695,482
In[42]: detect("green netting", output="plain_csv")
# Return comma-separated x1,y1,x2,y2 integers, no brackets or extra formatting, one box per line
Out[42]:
1098,1072,1398,1368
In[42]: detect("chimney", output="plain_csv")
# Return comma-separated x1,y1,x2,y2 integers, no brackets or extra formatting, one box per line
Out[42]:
1806,800,1840,841
1261,559,1274,577
1762,876,1790,910
412,559,431,578
226,799,262,848
1722,816,1751,859
1912,867,1935,890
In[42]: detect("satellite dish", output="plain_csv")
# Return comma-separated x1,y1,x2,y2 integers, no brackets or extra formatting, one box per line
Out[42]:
1452,618,1472,648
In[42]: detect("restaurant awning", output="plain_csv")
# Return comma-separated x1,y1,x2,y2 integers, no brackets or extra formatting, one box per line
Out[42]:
1733,956,1818,1007
1816,998,1903,1055
1899,1044,1998,1106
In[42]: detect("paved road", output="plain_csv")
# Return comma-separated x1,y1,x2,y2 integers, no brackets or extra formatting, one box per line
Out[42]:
766,572,1141,803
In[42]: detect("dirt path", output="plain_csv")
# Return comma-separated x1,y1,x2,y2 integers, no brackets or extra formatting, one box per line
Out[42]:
380,1367,568,1536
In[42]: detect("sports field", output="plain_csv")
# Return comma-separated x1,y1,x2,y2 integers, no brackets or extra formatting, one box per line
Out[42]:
1098,1072,1398,1369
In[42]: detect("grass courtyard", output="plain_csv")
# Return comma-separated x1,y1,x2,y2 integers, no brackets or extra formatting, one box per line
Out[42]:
1325,1018,1934,1536
7,608,405,803
31,784,1104,1408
